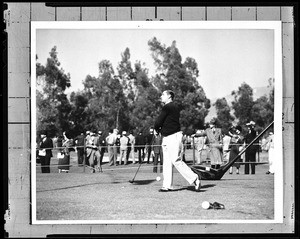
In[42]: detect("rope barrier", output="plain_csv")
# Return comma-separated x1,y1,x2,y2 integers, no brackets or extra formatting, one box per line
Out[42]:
36,162,163,171
36,142,264,151
36,161,267,172
36,137,269,174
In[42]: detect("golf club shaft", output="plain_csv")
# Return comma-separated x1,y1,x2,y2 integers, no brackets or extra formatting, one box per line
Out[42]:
130,162,142,182
221,121,274,174
192,121,274,180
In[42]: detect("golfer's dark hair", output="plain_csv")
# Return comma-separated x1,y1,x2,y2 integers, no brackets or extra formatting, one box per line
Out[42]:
165,90,175,100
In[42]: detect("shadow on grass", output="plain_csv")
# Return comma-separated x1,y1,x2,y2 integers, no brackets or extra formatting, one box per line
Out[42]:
142,184,216,193
37,181,216,193
37,181,122,193
183,183,216,192
220,178,259,181
128,179,156,185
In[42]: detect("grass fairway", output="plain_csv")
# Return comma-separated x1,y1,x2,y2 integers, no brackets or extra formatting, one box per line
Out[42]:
35,150,274,222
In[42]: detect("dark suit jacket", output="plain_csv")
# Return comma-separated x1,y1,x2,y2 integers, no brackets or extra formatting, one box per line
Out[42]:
135,134,146,148
40,137,53,157
245,129,258,153
145,133,154,145
74,134,85,146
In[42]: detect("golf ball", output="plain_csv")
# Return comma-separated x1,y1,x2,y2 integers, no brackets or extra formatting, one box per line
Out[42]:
156,176,161,181
202,201,210,209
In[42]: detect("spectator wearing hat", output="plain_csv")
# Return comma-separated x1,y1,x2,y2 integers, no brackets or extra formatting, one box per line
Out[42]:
93,131,102,172
38,130,53,173
106,129,119,166
85,131,91,143
119,131,130,165
266,132,275,174
244,121,259,174
228,126,244,174
192,119,223,169
85,132,101,173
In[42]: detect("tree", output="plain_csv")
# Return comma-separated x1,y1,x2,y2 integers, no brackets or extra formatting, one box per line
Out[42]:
231,82,254,127
117,48,135,100
214,97,234,134
69,92,89,135
36,46,72,137
116,48,140,110
250,78,274,132
231,80,274,133
128,61,160,134
77,60,130,134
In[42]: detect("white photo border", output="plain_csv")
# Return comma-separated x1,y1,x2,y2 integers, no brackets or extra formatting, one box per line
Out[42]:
31,21,283,225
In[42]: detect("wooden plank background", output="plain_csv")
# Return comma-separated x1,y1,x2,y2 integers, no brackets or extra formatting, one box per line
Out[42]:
4,3,295,236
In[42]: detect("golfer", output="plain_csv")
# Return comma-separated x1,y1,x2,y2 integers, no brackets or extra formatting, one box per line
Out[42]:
154,90,201,192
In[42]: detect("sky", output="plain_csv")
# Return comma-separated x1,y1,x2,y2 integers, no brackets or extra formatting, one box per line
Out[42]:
36,28,274,100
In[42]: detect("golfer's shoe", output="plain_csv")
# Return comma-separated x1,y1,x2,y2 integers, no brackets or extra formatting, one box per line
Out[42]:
158,187,175,192
194,176,201,192
212,202,225,209
158,188,169,192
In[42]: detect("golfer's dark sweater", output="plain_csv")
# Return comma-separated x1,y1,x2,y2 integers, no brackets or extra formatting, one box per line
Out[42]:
154,102,181,137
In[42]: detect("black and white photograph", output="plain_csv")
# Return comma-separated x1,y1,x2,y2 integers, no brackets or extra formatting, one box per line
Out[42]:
30,21,283,225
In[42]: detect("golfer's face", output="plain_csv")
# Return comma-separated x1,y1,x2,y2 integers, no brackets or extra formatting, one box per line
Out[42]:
161,91,169,103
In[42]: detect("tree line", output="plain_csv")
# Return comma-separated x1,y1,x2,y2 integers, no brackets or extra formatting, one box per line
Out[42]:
36,37,274,139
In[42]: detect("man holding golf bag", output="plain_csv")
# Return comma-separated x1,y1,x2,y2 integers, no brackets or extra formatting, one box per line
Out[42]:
154,90,201,192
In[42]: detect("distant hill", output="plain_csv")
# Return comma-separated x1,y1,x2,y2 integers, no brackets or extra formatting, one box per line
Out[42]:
205,86,271,123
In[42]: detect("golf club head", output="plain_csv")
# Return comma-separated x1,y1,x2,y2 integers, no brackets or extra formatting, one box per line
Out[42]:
191,165,225,180
129,180,134,183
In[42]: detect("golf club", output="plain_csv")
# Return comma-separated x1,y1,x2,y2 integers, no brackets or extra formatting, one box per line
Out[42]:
191,121,274,180
129,162,143,183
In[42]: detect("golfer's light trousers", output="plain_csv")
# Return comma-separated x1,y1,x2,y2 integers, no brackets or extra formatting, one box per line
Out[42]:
162,131,198,189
